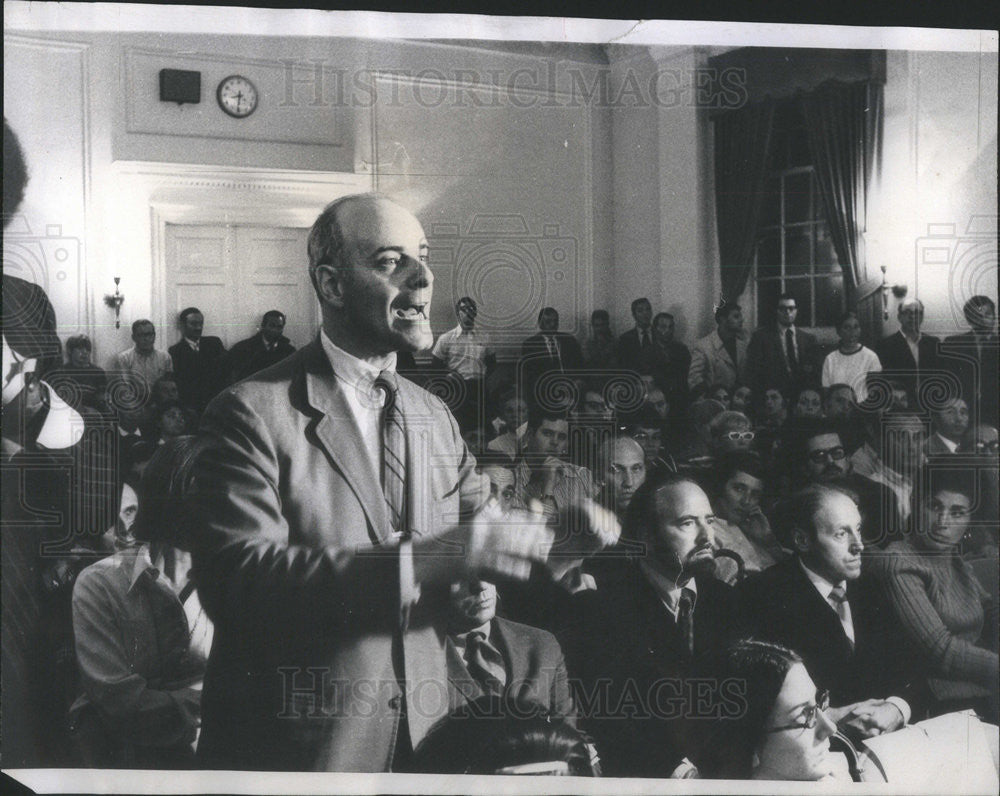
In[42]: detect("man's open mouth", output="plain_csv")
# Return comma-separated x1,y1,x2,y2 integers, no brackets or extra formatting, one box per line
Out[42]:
393,303,427,320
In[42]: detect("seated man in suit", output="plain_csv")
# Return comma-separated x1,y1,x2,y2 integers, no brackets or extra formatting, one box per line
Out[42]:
617,297,654,373
688,300,747,393
926,397,969,455
190,194,617,773
874,299,941,408
942,295,998,426
561,471,740,778
519,307,583,403
443,578,575,723
226,310,296,385
168,307,227,415
745,293,819,415
739,484,913,742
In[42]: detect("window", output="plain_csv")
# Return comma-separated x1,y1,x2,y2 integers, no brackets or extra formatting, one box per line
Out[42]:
754,101,845,327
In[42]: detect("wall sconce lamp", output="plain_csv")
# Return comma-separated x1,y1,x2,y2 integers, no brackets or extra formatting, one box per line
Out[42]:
103,277,125,329
880,266,908,320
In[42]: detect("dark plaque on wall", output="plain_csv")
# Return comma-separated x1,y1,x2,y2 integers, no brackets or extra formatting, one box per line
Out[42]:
159,68,201,105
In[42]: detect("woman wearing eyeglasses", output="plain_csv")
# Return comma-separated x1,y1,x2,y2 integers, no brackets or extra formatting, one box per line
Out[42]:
869,465,999,723
693,639,856,780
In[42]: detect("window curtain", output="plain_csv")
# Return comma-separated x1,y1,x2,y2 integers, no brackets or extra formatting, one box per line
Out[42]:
713,98,776,303
800,80,883,298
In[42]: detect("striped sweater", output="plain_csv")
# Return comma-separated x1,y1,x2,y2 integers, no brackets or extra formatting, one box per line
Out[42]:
870,541,998,701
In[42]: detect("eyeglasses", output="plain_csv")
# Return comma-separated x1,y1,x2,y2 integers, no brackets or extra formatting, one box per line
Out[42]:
766,689,830,733
807,446,846,464
724,431,755,442
973,440,999,454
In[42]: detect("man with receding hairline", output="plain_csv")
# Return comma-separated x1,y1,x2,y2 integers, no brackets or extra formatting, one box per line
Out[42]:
191,194,616,773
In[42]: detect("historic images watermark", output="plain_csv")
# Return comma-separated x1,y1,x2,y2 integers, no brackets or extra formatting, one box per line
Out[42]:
278,60,749,111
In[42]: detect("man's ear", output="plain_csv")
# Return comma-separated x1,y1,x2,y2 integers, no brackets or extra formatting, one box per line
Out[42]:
313,264,347,309
791,526,812,555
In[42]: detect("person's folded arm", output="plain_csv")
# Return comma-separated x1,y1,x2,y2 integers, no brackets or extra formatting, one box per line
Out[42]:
876,556,999,691
72,572,200,748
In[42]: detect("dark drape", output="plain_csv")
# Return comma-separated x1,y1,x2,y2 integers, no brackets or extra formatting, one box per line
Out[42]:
713,99,775,302
800,80,884,298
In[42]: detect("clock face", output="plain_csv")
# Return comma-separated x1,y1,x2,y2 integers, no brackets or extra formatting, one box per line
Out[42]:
217,75,258,118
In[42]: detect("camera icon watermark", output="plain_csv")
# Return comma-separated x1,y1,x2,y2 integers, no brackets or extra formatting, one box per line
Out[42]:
430,214,580,340
914,216,998,335
2,216,81,299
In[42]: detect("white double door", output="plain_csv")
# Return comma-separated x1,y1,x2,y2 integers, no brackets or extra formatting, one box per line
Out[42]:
164,223,316,349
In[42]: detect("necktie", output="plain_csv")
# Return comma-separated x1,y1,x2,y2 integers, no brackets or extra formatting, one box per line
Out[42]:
465,630,506,695
677,587,695,656
828,584,854,647
785,328,798,373
641,331,650,349
374,372,407,537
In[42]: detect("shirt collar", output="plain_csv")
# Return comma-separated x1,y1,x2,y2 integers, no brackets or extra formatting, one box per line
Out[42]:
320,329,396,391
124,544,156,592
798,558,845,602
454,323,475,336
639,560,698,614
452,620,493,650
184,337,200,351
934,432,960,453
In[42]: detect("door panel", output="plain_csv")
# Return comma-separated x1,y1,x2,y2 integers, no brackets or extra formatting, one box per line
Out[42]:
165,224,315,350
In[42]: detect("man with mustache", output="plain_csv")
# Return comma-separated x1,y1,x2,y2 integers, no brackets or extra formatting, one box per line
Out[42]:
739,485,913,744
561,471,740,778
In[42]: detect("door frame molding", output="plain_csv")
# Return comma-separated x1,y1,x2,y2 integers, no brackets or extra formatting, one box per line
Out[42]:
112,161,371,341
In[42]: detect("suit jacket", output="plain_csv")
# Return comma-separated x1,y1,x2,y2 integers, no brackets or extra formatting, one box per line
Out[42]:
745,326,820,400
191,338,491,771
639,341,691,410
874,331,942,408
518,332,584,393
168,337,228,414
688,331,748,391
739,557,908,708
444,617,575,723
225,332,296,385
561,561,740,778
616,327,652,373
940,331,999,425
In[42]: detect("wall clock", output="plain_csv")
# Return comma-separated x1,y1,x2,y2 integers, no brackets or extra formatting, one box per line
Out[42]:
216,75,259,118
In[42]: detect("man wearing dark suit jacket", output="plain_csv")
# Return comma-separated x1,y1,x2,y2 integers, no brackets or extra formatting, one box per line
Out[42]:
639,311,691,413
941,295,998,426
874,299,941,410
225,309,296,385
745,293,819,411
519,307,583,403
616,297,654,373
561,471,739,778
190,195,613,773
444,579,575,722
168,307,227,415
739,484,913,741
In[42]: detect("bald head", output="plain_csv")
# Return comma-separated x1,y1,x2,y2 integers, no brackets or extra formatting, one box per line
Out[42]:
308,194,433,361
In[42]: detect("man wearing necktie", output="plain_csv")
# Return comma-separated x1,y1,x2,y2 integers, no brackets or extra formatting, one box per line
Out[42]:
518,307,583,403
443,579,575,721
561,471,740,778
168,307,227,415
191,194,617,773
739,484,914,743
225,310,297,385
745,293,818,416
617,297,654,373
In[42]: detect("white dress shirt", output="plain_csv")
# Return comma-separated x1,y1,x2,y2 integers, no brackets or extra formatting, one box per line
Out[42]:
799,559,854,643
639,560,698,620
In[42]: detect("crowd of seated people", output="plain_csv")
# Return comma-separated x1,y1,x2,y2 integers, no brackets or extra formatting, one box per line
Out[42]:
4,116,997,781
